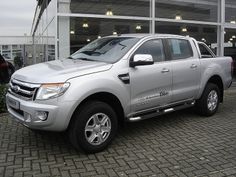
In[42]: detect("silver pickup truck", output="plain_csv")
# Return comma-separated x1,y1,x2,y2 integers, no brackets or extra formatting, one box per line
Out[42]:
6,34,233,153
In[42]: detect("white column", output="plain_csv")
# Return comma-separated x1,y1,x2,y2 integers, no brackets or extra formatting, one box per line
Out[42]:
58,0,70,59
150,0,155,34
217,0,225,57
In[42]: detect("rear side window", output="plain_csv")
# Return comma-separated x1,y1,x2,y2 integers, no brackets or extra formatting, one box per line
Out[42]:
167,39,193,60
133,39,165,62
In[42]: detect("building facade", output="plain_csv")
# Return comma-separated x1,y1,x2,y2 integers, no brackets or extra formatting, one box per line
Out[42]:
31,0,236,63
0,35,55,66
0,36,34,65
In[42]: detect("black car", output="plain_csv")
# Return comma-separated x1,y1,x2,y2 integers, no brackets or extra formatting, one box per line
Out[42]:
0,54,15,84
225,47,236,79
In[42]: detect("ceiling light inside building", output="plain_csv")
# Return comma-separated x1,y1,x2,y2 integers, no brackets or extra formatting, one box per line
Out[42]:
175,15,182,20
230,38,233,41
181,27,187,32
87,38,90,42
201,38,206,42
106,9,113,16
82,22,89,28
113,31,117,35
230,20,236,24
232,35,236,39
70,30,75,34
98,36,101,39
136,24,142,30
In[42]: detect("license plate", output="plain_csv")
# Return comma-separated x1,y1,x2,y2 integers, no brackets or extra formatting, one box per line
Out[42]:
6,96,20,110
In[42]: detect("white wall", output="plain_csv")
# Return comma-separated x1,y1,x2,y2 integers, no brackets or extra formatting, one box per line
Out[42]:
0,36,33,45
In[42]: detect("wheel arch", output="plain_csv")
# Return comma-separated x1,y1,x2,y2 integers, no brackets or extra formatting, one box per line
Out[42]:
67,92,125,130
205,75,224,102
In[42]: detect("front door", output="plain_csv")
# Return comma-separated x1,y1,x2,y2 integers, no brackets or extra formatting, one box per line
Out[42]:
129,39,172,113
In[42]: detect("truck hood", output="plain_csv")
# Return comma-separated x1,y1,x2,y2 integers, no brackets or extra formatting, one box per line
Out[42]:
12,59,112,83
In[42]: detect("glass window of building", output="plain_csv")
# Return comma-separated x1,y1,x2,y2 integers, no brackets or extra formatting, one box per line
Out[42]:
32,0,236,64
69,17,150,54
155,22,217,53
224,28,236,78
63,0,150,17
225,0,236,24
155,0,218,22
2,45,11,60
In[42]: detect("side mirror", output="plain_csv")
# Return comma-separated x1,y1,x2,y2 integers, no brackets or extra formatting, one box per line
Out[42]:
130,54,154,67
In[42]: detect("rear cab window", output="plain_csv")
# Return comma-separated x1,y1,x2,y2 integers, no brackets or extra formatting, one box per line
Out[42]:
167,39,193,60
198,43,214,58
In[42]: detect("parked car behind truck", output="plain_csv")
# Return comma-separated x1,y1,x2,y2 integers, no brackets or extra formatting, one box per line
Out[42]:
6,34,233,153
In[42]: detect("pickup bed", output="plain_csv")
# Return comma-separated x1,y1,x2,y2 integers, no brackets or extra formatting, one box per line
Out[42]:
6,34,233,153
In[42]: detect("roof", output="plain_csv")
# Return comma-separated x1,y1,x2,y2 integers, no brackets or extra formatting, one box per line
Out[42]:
107,33,190,39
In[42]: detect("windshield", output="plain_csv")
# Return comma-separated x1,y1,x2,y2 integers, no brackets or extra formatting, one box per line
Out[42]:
70,37,139,63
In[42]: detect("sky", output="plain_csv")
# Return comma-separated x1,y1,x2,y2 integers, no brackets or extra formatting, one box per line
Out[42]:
0,0,37,36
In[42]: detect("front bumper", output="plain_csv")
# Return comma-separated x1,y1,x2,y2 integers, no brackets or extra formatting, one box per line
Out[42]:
6,93,75,131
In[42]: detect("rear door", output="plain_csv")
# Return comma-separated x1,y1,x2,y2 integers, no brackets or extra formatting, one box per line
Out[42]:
166,38,200,103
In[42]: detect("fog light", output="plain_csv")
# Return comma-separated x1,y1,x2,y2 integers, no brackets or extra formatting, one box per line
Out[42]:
35,111,48,121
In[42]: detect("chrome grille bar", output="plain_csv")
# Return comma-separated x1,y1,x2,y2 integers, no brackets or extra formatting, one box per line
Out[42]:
9,79,40,101
11,79,41,88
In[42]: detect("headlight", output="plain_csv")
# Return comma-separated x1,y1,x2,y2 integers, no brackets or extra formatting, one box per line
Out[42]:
36,82,70,100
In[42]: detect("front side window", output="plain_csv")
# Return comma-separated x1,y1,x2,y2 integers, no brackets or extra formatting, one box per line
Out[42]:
133,39,165,62
167,39,193,60
70,37,139,63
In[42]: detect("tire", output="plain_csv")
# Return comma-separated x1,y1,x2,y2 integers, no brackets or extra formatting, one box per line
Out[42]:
196,83,220,116
68,101,118,153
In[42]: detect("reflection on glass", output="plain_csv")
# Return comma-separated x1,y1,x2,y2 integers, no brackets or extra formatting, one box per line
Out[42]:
67,0,150,17
70,18,150,54
156,0,218,22
70,37,140,63
224,29,236,78
155,21,217,53
226,0,236,23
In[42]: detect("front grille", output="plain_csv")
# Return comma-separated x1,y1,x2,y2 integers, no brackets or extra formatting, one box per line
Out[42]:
9,79,40,100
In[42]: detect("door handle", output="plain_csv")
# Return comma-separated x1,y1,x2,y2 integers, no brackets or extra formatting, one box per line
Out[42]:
190,64,197,69
161,68,170,73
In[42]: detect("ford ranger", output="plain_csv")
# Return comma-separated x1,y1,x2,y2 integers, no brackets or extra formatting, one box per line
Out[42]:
6,34,233,153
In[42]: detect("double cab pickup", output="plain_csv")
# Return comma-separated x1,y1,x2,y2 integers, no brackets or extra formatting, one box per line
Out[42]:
6,34,233,153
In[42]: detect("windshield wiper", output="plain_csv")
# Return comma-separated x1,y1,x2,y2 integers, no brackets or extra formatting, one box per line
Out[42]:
78,58,95,61
81,50,104,56
118,43,127,50
68,56,95,61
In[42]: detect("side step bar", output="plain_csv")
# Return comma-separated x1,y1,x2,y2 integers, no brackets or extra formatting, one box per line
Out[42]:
128,101,195,122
